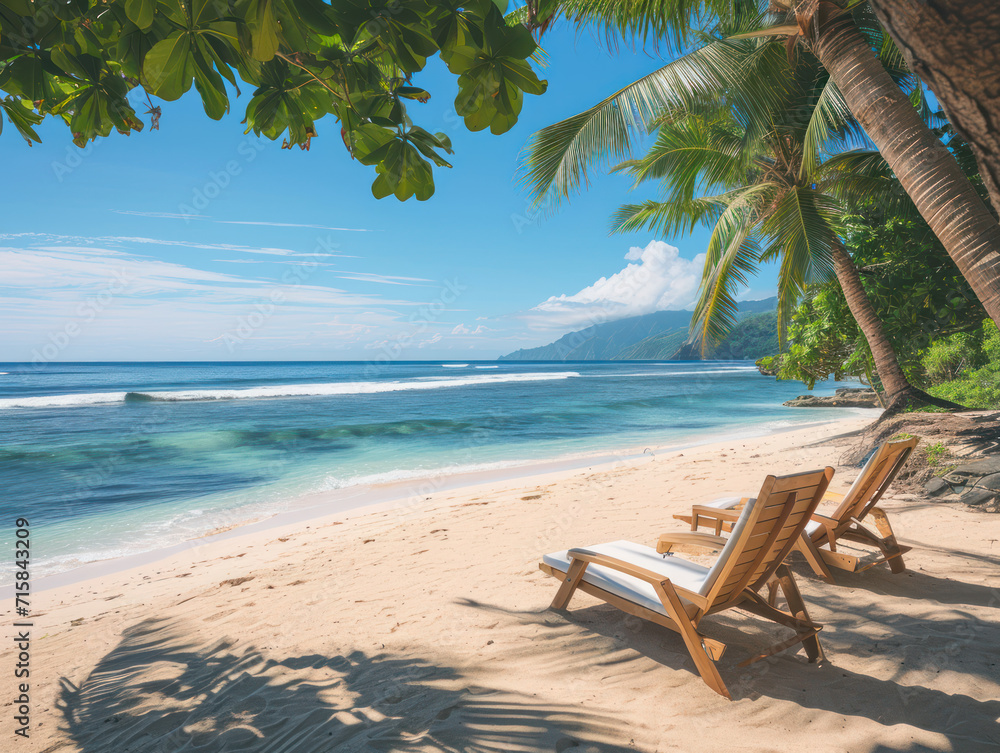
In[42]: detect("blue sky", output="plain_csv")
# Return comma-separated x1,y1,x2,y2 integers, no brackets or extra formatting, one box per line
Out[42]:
0,22,777,362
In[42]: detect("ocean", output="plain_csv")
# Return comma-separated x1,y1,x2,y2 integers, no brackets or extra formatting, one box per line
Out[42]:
0,361,869,582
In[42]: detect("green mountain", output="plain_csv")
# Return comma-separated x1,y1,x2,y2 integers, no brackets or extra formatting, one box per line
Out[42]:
499,298,778,361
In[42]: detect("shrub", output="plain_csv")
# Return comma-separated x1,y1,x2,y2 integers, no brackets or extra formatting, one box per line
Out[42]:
922,329,985,384
926,321,1000,409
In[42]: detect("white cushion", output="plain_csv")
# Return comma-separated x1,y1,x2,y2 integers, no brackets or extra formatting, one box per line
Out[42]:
543,540,711,614
543,497,763,613
805,519,822,536
701,496,745,510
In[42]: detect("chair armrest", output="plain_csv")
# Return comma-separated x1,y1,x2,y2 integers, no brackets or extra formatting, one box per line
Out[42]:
565,548,707,607
688,504,741,534
566,548,669,585
808,512,840,548
657,531,729,554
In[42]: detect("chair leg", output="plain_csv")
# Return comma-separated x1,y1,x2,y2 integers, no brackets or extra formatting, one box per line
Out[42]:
740,569,824,665
652,580,731,699
773,565,824,663
766,579,779,607
794,534,837,584
550,558,587,610
869,507,907,574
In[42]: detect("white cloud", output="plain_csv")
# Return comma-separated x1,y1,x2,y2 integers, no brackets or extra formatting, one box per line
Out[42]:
111,210,373,232
215,220,372,232
416,333,443,348
112,210,209,220
523,240,706,330
0,232,336,258
213,259,332,266
334,271,434,286
0,238,440,360
451,323,490,335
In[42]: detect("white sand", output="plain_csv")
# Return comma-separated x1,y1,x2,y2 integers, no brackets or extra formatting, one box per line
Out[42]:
4,416,1000,752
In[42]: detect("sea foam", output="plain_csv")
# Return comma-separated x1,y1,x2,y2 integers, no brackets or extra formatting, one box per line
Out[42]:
0,371,580,409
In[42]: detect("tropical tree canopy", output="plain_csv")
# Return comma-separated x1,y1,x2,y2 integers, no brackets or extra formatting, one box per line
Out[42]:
775,215,988,390
519,0,1000,330
595,12,912,351
0,0,547,200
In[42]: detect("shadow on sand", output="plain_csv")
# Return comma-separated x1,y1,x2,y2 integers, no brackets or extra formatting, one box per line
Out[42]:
57,616,639,752
459,583,1000,750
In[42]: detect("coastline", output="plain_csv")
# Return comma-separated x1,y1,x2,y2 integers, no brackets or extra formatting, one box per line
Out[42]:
28,407,880,591
7,412,1000,751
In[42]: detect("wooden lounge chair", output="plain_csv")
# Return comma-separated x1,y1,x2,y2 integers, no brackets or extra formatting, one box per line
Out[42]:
538,467,834,698
674,437,918,583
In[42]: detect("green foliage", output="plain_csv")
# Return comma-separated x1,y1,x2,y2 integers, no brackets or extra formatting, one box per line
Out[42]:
755,354,780,375
985,318,1000,362
0,0,546,201
774,216,987,390
924,442,948,466
927,377,1000,410
922,330,986,383
925,320,1000,409
710,310,778,360
776,285,870,389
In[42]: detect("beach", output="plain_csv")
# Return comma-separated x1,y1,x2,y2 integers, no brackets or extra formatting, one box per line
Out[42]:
0,360,875,582
7,414,1000,752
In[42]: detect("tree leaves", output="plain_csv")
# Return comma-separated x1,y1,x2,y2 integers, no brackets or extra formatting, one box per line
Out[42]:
143,32,194,101
245,0,281,62
0,96,44,144
372,140,435,201
124,0,155,30
0,0,546,200
445,5,546,135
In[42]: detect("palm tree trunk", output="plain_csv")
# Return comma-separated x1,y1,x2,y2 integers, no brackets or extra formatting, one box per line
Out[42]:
811,14,1000,329
866,0,1000,216
832,242,960,412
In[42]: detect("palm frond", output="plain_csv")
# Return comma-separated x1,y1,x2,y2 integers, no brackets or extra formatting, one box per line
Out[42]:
819,149,916,219
759,187,840,347
518,41,741,206
610,195,724,236
540,0,738,50
688,218,763,355
798,76,871,179
686,182,775,352
612,112,747,194
518,4,775,207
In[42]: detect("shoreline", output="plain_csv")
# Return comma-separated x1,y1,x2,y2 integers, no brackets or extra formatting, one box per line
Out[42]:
8,412,1000,752
28,408,880,592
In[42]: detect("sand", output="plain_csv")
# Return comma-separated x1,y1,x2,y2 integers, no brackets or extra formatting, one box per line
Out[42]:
4,416,1000,752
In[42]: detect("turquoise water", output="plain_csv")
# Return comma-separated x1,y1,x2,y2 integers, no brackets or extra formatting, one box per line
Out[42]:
0,361,868,579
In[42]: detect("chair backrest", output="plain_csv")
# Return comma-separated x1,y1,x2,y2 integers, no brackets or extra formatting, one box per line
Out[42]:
828,437,919,525
700,467,834,604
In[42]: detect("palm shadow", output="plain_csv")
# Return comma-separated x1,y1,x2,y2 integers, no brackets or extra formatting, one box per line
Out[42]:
57,616,639,752
457,596,824,697
781,551,1000,609
458,595,1000,749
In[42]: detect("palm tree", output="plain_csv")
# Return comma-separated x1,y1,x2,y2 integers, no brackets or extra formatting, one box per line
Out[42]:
610,104,955,411
519,0,1000,329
